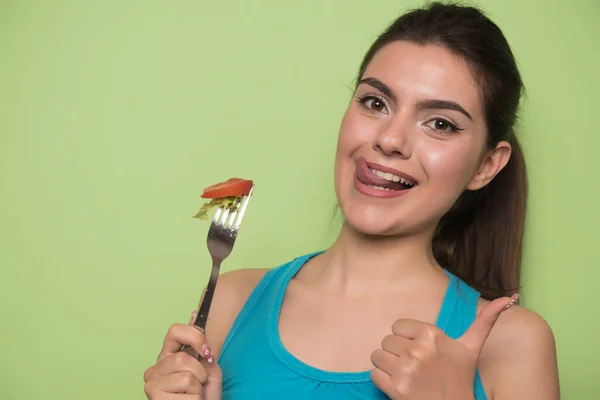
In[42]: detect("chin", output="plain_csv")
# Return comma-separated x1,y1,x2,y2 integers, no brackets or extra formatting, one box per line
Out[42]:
340,203,406,236
334,176,449,239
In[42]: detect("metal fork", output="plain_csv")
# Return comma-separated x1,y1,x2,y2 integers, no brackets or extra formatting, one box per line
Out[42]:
181,185,254,358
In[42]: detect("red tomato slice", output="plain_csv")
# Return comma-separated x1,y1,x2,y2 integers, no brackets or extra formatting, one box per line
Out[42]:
201,178,253,199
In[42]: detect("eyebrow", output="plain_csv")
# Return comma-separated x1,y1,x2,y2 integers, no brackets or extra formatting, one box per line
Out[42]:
416,99,473,121
358,77,397,103
357,77,473,121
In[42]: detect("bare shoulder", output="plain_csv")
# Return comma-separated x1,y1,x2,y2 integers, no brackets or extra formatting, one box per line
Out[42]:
477,299,560,399
479,299,556,347
202,268,270,357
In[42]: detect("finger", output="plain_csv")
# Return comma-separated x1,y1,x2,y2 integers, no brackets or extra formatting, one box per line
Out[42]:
187,311,216,363
370,368,397,398
392,319,439,341
145,371,203,394
459,293,520,353
186,310,215,362
158,323,210,362
380,334,412,357
202,364,223,400
148,352,208,384
370,349,399,374
189,310,199,326
145,390,202,400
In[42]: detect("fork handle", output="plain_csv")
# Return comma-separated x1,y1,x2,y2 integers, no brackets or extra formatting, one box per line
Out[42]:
180,342,202,359
180,260,221,357
195,259,221,330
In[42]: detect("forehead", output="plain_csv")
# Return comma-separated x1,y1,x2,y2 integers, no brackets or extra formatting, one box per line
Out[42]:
362,41,482,116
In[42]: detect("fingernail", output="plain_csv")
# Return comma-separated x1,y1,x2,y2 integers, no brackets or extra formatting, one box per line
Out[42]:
505,293,520,310
207,356,214,364
201,344,210,357
189,311,198,324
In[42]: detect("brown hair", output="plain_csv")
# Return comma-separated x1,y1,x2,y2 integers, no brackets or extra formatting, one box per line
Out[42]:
356,2,527,299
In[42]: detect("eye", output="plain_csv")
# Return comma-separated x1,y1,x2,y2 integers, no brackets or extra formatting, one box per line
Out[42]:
424,118,463,134
357,95,389,114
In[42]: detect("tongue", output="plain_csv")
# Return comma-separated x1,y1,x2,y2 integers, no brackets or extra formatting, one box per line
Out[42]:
356,158,409,190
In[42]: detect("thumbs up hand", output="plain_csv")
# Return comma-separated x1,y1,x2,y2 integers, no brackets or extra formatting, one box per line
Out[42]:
371,294,519,400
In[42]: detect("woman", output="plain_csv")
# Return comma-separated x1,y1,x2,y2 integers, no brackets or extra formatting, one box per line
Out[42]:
144,3,559,399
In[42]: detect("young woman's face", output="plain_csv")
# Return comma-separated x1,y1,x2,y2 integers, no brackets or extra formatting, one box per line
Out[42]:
335,41,503,236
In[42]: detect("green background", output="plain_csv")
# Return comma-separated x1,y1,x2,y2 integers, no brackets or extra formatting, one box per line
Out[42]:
1,0,598,398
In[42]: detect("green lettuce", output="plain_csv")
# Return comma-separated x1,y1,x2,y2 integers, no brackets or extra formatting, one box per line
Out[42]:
192,196,239,220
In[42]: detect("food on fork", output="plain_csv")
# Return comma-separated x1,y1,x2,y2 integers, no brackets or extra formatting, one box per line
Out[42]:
193,178,254,220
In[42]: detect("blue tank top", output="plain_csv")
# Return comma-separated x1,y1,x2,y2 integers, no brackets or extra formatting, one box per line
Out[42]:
219,252,488,400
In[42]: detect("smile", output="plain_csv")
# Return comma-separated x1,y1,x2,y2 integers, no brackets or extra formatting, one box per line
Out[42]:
354,157,418,198
368,168,416,189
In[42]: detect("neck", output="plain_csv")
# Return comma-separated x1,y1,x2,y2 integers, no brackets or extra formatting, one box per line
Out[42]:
314,221,445,294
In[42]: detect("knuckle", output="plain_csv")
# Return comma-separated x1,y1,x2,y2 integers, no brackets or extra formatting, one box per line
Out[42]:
167,324,206,351
143,366,152,383
172,351,191,368
167,323,180,336
418,323,431,336
425,326,440,339
409,346,430,363
166,323,185,342
422,324,443,341
143,380,155,396
180,370,195,386
394,378,412,396
401,360,418,377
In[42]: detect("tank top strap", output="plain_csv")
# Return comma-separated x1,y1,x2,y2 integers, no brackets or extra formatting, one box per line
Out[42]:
436,269,480,338
219,252,318,361
438,269,487,400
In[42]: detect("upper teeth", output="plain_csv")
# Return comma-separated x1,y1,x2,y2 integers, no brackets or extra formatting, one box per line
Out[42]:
370,168,415,186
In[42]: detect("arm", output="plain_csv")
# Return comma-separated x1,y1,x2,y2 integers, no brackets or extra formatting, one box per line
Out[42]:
479,305,560,400
201,268,269,358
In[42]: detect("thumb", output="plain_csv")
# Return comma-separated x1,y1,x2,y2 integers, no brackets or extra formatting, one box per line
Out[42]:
458,294,519,354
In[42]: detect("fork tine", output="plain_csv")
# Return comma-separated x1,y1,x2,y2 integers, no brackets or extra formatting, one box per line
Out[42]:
226,202,240,230
232,186,253,230
218,207,230,226
212,206,223,224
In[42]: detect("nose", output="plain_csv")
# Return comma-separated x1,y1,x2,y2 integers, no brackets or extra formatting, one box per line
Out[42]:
373,120,412,159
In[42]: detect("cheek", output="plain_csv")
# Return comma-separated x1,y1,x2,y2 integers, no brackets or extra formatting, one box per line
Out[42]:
335,110,370,176
334,111,352,195
419,140,482,189
337,108,372,151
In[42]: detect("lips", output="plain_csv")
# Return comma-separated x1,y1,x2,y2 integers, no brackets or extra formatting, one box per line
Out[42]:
356,157,417,187
364,158,418,184
354,157,417,199
356,158,390,187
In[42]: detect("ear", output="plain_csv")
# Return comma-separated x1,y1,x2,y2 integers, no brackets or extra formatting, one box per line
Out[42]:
466,141,512,190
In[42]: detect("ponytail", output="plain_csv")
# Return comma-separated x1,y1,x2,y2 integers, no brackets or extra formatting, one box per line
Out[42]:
432,135,527,300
